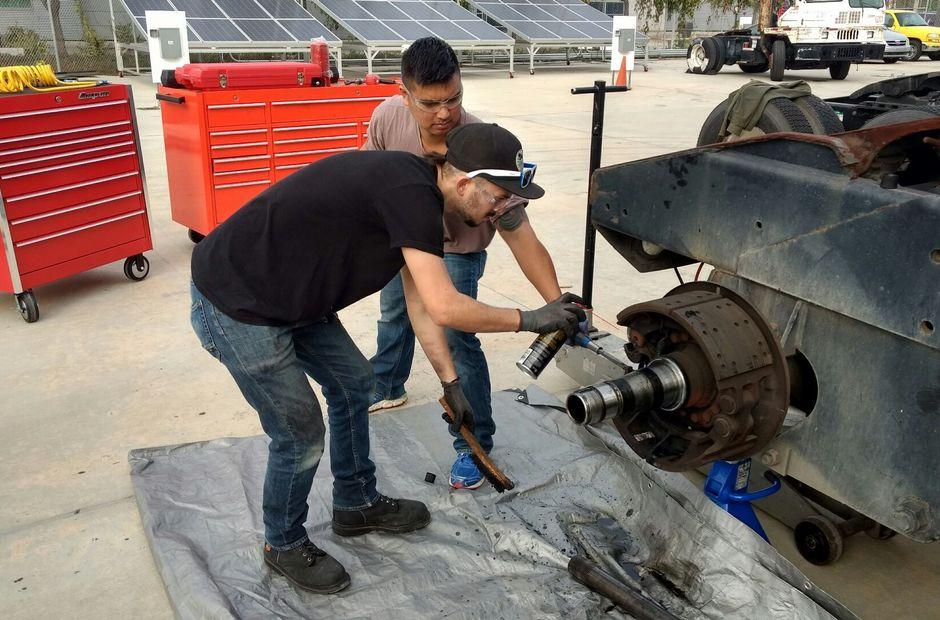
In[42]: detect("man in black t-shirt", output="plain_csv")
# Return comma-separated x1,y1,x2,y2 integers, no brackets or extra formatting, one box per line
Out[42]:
190,123,584,594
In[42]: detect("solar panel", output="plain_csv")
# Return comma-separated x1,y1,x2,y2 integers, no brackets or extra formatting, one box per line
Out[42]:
470,0,613,42
312,0,512,45
118,0,341,44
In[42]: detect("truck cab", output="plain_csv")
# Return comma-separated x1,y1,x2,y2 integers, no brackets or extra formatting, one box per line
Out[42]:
766,0,886,77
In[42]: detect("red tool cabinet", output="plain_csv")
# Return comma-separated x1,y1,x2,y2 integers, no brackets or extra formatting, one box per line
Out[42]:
158,72,398,242
0,84,153,323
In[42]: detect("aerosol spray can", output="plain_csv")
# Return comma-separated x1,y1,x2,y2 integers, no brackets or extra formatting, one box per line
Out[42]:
516,329,570,379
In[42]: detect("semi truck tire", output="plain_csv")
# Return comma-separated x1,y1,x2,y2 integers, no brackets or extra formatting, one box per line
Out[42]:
739,62,769,73
794,95,845,134
861,107,940,128
829,62,851,80
703,37,724,74
696,96,816,146
770,39,786,82
687,37,723,74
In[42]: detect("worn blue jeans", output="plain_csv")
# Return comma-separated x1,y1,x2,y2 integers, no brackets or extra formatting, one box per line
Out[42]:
190,282,378,551
370,251,495,453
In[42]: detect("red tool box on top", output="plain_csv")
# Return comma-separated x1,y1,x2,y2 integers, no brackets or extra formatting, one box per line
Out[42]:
0,84,153,323
157,49,398,242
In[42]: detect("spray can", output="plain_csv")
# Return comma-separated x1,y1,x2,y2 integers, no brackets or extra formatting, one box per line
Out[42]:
516,329,569,379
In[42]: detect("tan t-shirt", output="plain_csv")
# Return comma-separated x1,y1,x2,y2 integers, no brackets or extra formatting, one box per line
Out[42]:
362,96,524,254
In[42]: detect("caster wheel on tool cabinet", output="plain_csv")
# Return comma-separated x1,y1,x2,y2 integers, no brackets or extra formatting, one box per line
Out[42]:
509,72,514,78
124,254,150,281
188,229,205,243
16,290,39,323
794,515,843,565
529,69,534,75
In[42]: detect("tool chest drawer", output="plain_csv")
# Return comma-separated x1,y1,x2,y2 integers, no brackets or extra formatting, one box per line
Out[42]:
13,210,147,274
160,79,398,238
269,94,389,124
0,84,153,323
0,121,135,168
0,99,131,140
206,101,267,127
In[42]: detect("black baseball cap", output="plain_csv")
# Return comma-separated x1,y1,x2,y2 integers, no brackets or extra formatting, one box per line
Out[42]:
445,123,545,200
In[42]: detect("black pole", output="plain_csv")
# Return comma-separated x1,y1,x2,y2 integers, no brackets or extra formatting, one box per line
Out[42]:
571,81,628,308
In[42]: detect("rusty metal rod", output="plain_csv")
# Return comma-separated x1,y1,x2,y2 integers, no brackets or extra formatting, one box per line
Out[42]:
568,556,680,620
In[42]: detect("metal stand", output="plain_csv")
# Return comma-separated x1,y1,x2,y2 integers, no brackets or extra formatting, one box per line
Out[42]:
570,81,628,307
704,459,781,542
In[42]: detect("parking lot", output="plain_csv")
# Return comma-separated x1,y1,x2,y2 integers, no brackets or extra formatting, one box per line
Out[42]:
1,57,938,618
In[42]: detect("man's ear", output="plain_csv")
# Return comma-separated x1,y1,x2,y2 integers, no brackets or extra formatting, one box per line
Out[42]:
454,175,472,197
399,84,410,106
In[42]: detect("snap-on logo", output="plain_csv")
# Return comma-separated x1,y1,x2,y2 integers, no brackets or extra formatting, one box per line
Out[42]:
78,91,110,100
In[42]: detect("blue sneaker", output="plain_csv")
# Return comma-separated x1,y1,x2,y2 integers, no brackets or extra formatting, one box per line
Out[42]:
449,453,484,490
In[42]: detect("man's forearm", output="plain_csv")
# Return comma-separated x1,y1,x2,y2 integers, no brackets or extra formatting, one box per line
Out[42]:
401,269,459,382
503,223,562,302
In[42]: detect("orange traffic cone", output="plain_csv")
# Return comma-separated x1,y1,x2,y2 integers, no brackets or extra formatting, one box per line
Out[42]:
615,56,628,87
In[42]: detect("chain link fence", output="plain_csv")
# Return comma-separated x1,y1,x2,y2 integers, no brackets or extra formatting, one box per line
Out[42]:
0,0,139,74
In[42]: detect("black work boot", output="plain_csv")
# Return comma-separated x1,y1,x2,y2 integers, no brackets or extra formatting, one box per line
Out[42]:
332,494,431,537
263,539,350,594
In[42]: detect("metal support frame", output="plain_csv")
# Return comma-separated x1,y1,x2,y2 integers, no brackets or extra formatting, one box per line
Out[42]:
345,42,514,77
570,80,628,307
45,0,61,71
109,0,124,76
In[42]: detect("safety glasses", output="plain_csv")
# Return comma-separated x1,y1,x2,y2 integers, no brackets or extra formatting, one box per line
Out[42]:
478,187,527,221
403,87,463,113
465,162,537,189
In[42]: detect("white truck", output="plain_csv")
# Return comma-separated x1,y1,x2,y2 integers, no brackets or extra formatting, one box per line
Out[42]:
687,0,886,81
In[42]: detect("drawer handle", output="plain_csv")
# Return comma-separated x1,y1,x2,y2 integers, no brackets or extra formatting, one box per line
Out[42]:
271,97,389,106
11,190,142,225
274,134,357,145
273,146,355,158
208,103,265,110
214,180,270,190
0,120,130,146
15,209,144,248
1,150,135,180
210,141,268,150
210,129,267,137
272,122,357,132
213,167,270,177
156,93,185,104
0,130,132,159
213,154,270,164
5,170,139,203
0,99,127,120
0,140,135,170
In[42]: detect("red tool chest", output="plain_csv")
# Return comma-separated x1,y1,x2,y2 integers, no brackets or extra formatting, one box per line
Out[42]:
0,84,153,322
157,61,398,242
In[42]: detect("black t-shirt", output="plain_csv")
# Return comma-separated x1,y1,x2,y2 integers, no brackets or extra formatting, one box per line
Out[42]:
191,151,444,325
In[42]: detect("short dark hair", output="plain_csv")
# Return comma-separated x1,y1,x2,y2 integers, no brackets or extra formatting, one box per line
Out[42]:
401,37,460,88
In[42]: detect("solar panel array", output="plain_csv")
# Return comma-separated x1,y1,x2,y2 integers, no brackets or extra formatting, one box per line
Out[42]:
119,0,340,44
468,0,614,42
312,0,512,45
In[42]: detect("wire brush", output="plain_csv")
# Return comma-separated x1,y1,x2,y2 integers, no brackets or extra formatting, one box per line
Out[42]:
0,63,99,93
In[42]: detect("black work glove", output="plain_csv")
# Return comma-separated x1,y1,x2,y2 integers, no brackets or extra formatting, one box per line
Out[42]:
518,297,587,337
442,378,475,433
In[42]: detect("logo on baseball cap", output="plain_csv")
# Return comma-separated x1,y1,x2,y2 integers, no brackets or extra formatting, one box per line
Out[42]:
445,123,544,200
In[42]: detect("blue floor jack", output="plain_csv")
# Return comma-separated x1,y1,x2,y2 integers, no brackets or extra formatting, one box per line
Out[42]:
704,459,782,541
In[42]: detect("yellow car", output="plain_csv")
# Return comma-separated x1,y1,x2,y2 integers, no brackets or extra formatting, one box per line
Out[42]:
884,10,940,61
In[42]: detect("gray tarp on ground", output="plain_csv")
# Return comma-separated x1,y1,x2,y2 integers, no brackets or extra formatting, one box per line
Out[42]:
129,387,853,620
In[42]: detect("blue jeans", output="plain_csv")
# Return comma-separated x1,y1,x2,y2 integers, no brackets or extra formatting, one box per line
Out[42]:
370,251,495,454
190,282,378,551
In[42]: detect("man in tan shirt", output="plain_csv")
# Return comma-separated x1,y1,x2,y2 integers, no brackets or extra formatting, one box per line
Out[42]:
364,37,565,490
